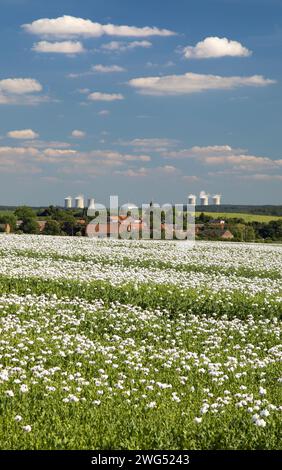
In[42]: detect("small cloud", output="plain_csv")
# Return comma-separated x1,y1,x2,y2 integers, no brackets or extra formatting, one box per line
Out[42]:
146,60,175,68
21,140,72,149
68,65,125,79
98,110,110,116
101,40,152,53
71,129,86,138
88,92,124,102
77,88,90,94
115,167,149,177
67,71,92,78
159,165,178,174
0,78,42,94
182,175,199,182
7,129,39,139
0,78,49,106
42,148,77,158
0,94,52,106
166,145,235,158
92,64,126,73
32,40,85,54
121,138,179,152
183,37,252,59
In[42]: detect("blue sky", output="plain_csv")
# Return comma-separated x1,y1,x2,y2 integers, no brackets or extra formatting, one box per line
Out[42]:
0,0,281,206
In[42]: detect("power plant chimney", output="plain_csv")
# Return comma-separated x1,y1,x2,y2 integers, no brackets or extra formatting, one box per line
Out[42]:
188,194,197,206
88,198,95,210
75,195,84,209
200,191,209,206
64,196,72,209
212,194,222,206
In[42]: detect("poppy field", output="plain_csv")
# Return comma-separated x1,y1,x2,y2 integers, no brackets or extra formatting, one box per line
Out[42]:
0,235,281,449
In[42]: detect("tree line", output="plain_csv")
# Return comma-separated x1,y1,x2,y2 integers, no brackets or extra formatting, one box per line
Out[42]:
0,206,282,242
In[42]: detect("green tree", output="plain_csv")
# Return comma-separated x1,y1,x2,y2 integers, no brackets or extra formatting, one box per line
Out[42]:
198,212,213,223
0,213,17,232
15,206,36,221
229,223,245,241
20,218,40,234
43,220,61,236
61,214,78,236
244,226,256,242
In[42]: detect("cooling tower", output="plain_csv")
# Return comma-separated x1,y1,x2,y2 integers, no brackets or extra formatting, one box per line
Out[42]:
188,194,197,206
200,191,209,206
75,195,84,209
64,196,72,209
88,198,95,210
212,195,222,206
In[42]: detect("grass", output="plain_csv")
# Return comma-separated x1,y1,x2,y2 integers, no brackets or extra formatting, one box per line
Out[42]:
195,212,282,223
0,275,280,320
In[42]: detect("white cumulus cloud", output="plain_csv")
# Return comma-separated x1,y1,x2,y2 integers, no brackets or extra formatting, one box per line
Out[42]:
128,72,276,95
7,129,39,139
183,36,251,59
0,78,42,94
32,40,85,54
0,78,47,106
163,144,282,175
88,92,124,102
22,15,175,39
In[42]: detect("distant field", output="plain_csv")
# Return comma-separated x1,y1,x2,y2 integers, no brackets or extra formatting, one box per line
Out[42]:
195,212,282,223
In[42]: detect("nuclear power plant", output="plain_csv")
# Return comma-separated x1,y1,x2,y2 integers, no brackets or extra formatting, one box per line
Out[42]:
74,195,85,209
212,194,222,206
64,192,221,210
187,192,222,206
64,195,95,210
64,196,72,209
200,191,209,206
188,194,197,206
88,198,95,210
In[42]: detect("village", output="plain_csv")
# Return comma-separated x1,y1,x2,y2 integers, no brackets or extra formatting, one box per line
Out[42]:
1,203,274,242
